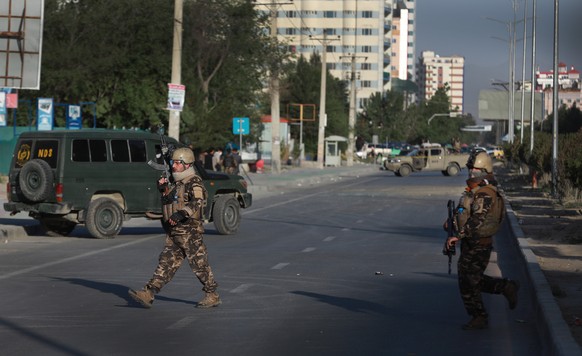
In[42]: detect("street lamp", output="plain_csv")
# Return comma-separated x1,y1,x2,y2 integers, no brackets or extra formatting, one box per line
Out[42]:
427,112,460,125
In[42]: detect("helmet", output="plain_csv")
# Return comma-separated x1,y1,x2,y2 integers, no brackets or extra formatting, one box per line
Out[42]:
171,147,195,164
466,151,493,173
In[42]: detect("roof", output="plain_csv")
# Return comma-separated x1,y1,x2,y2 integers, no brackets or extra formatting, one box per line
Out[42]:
261,115,289,123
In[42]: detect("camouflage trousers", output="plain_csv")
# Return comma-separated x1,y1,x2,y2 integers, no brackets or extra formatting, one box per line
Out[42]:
457,239,507,317
146,229,218,294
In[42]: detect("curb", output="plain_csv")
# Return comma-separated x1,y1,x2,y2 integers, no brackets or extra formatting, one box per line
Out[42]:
505,198,582,355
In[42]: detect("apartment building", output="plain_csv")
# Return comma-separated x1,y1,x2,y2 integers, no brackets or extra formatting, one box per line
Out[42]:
417,50,465,113
536,62,581,117
267,0,416,110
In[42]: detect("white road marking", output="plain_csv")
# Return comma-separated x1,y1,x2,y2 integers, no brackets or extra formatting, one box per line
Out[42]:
323,236,336,242
230,283,253,293
271,263,289,270
302,247,316,253
0,235,160,280
167,316,196,330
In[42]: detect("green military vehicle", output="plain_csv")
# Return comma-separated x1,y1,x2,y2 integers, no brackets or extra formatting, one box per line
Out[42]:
3,129,252,239
383,143,470,177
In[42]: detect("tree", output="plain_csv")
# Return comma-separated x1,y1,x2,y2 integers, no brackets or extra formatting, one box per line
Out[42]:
280,54,349,157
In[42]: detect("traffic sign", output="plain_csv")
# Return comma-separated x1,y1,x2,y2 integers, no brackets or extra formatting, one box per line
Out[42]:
233,117,250,135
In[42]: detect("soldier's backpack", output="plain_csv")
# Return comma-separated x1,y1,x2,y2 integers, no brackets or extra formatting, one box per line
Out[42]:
475,185,506,237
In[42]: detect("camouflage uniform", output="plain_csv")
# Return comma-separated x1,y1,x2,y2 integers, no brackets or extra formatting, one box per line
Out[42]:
454,175,509,320
145,167,218,295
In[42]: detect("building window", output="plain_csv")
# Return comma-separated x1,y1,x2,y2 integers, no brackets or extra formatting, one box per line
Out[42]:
361,80,371,88
362,45,372,53
286,11,297,18
361,63,372,70
326,45,336,53
362,11,373,18
362,28,373,36
324,11,337,18
285,28,296,35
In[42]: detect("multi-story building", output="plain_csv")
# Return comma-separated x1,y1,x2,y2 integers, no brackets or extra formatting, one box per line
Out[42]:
267,0,416,110
416,50,465,113
535,63,581,117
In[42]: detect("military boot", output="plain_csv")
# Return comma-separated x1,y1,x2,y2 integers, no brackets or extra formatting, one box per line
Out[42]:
196,292,221,308
128,288,155,309
503,279,520,310
462,315,488,330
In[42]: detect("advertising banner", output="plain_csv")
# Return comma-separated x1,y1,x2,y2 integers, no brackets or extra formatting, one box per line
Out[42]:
37,98,54,131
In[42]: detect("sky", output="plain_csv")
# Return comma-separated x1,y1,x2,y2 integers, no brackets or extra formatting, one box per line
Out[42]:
415,0,582,119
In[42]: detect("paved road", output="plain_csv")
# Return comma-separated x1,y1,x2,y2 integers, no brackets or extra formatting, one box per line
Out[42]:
0,169,544,355
1,164,581,355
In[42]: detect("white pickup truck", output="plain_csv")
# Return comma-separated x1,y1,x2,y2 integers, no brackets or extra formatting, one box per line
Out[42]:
356,143,394,161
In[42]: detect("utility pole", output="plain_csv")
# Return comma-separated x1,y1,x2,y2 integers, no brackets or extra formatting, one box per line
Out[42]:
309,32,340,169
551,0,559,198
269,3,281,174
342,53,367,167
529,0,537,153
168,0,183,140
347,54,356,167
519,0,528,142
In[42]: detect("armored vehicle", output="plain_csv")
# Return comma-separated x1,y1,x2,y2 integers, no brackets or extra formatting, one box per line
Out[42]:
4,130,252,238
383,143,470,177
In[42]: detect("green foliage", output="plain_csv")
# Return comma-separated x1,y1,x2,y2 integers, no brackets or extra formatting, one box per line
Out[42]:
280,54,349,158
357,87,478,145
18,0,282,151
513,121,582,201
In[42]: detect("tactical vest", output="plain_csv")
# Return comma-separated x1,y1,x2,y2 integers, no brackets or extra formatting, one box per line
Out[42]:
455,185,505,238
162,175,207,225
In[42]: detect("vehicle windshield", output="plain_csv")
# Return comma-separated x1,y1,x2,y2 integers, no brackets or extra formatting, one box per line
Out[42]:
402,149,418,156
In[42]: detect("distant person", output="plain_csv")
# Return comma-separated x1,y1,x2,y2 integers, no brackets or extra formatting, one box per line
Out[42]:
232,148,243,175
213,148,223,171
221,148,237,174
204,148,215,170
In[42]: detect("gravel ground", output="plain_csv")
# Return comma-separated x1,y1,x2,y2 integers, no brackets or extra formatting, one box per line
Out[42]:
497,165,582,348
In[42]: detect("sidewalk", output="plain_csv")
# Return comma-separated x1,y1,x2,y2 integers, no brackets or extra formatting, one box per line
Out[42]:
243,162,379,199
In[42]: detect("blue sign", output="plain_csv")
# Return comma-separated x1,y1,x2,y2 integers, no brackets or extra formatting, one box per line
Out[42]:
232,117,250,135
37,98,54,131
67,105,82,130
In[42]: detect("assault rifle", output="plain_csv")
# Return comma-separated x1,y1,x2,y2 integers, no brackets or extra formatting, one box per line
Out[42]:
147,124,175,193
442,199,457,275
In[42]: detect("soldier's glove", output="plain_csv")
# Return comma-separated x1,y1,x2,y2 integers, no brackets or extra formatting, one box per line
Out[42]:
161,194,173,205
169,210,188,224
157,179,169,193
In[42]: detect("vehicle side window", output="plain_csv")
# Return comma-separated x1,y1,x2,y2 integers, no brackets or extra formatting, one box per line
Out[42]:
73,139,107,162
431,149,441,156
128,140,146,162
111,139,146,162
72,140,90,162
89,140,107,162
111,140,130,162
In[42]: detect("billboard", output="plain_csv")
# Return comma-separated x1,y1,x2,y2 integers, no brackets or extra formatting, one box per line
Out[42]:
478,90,544,122
0,0,45,89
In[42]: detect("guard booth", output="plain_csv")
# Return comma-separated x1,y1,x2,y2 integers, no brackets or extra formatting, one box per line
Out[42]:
325,135,348,167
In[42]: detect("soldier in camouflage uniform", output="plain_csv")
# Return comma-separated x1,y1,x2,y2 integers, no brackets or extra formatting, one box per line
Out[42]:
129,147,220,309
445,150,519,330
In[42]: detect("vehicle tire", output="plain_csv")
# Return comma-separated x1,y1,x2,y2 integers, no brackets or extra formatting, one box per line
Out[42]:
398,165,411,177
441,170,449,176
40,218,77,237
85,198,124,239
394,171,401,177
19,159,53,202
446,164,460,177
212,195,240,235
